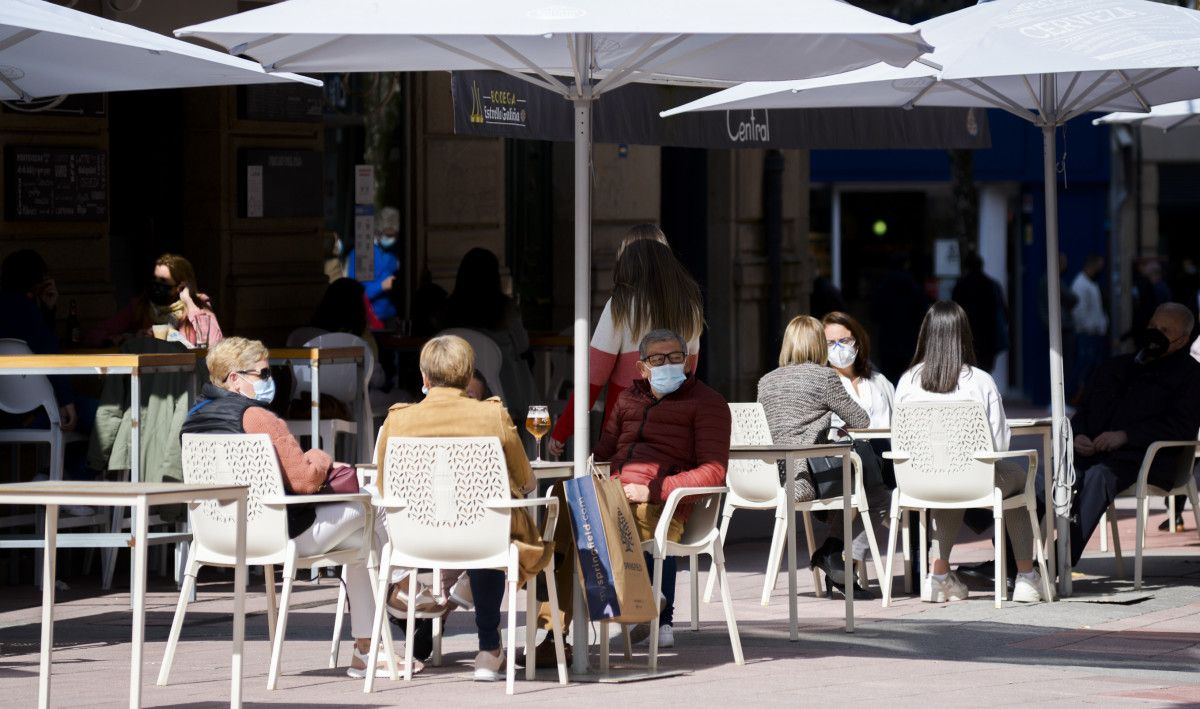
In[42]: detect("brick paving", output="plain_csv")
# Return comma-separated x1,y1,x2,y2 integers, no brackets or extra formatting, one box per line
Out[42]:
1,496,1197,708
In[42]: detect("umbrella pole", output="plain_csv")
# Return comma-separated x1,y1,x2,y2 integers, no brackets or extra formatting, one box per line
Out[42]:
571,92,593,675
1042,123,1071,597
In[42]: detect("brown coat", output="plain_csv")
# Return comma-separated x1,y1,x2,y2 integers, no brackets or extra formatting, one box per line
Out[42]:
374,387,550,582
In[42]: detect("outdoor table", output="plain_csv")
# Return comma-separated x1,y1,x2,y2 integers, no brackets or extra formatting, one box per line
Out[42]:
847,418,1059,597
728,443,854,637
0,353,197,485
268,347,368,462
0,481,248,709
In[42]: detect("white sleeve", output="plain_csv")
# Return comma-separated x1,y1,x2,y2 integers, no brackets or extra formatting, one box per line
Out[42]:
981,372,1010,452
877,373,896,423
589,299,623,355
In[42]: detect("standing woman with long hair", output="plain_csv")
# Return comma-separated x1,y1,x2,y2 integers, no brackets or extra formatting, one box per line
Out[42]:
547,228,704,455
895,300,1044,604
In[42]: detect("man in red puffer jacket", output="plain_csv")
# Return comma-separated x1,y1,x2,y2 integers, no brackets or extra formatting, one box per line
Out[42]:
594,328,731,649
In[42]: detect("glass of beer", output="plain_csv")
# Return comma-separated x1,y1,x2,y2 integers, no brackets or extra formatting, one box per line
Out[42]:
526,405,551,463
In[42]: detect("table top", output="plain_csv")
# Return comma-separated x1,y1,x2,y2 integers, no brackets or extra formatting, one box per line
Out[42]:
0,481,246,498
0,353,196,370
268,346,365,363
729,443,851,454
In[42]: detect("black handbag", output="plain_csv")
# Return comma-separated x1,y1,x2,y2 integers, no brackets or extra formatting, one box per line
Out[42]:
809,427,886,500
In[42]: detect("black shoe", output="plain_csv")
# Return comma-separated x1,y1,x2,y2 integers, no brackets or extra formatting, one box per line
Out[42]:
955,560,1015,591
1158,516,1185,532
388,615,434,661
824,576,878,600
810,538,847,587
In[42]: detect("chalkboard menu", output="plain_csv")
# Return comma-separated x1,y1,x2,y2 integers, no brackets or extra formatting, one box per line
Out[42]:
4,147,108,221
237,148,322,218
238,84,323,123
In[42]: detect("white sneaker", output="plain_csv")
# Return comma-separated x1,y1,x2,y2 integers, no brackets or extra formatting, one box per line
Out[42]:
346,646,423,678
473,648,505,682
1012,572,1043,603
921,572,969,603
657,624,674,649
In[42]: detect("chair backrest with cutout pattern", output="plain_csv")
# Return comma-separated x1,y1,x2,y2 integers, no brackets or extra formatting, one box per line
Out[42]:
181,433,290,564
380,436,512,569
727,403,781,503
891,401,997,504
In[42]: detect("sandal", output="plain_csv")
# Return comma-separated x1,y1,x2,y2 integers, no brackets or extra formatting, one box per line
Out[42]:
346,646,424,679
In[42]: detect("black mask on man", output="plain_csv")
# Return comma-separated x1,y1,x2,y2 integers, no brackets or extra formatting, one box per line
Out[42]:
1134,328,1170,364
148,282,177,306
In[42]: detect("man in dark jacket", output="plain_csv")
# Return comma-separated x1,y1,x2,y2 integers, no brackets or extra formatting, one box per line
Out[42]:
1069,302,1200,565
952,251,1008,373
594,328,731,648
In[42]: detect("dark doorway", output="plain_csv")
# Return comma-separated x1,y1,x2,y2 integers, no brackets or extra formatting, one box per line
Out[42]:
505,139,555,331
661,146,709,378
107,90,186,305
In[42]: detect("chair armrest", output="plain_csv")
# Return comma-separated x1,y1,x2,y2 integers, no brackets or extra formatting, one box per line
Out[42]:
260,492,372,506
487,496,560,542
355,463,377,471
371,496,407,510
882,450,910,462
973,449,1038,463
655,486,727,546
1137,441,1200,496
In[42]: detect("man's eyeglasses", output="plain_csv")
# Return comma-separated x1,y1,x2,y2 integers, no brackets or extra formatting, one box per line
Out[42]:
827,337,856,348
642,352,687,367
235,368,272,380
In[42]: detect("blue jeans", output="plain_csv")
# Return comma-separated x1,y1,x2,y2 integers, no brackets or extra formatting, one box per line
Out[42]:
644,552,677,626
468,569,506,651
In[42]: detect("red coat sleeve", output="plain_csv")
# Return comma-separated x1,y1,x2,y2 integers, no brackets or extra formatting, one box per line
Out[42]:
648,395,731,504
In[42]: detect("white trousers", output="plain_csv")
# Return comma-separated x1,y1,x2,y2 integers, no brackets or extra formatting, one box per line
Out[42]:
292,490,385,639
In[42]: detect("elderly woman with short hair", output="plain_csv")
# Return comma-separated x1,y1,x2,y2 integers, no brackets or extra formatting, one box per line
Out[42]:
182,337,417,678
374,334,548,682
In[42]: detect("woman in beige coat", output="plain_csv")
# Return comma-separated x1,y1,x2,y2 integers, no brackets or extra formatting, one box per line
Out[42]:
373,334,550,681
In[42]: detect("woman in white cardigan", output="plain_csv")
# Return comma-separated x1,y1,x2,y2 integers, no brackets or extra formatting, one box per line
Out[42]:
895,301,1043,604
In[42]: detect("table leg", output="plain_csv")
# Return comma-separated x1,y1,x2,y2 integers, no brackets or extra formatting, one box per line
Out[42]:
129,371,142,603
785,454,798,642
38,504,58,709
129,498,149,709
310,359,321,452
842,454,854,633
231,494,246,708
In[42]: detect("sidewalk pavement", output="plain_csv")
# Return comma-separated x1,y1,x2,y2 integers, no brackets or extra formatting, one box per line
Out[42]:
1,496,1197,708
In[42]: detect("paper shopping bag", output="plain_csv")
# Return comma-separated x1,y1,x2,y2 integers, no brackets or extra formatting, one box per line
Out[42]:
563,474,657,624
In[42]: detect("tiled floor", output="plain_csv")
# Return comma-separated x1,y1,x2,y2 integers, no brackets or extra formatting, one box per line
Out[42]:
1,497,1197,707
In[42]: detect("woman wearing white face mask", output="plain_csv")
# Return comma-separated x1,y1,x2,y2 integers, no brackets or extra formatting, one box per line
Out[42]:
822,311,896,429
182,337,422,679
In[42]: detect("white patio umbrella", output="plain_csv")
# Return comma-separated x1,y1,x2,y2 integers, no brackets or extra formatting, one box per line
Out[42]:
0,0,318,101
176,0,931,482
1095,99,1200,131
663,0,1200,596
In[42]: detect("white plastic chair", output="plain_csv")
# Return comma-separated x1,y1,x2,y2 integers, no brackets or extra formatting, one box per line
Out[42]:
437,328,506,403
159,434,376,690
285,333,374,460
599,484,744,673
1095,440,1200,590
365,436,566,695
881,402,1052,608
704,403,889,606
0,339,89,486
0,338,100,575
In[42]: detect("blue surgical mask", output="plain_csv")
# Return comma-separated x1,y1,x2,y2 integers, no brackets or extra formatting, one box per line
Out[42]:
252,377,276,404
379,235,397,249
649,363,687,396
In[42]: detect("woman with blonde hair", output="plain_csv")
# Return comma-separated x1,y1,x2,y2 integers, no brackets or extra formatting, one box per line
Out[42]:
547,228,703,455
84,253,222,348
182,337,418,678
757,315,871,598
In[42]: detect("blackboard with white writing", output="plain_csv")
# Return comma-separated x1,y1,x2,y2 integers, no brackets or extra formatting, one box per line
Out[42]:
4,146,108,221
